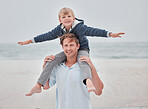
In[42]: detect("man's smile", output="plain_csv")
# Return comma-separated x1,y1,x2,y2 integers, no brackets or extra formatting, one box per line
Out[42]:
66,50,72,54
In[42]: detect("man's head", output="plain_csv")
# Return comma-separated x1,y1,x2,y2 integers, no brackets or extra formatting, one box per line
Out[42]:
58,7,75,28
60,33,80,58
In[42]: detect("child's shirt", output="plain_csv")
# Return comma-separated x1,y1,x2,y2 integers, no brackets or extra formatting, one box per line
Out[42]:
32,18,111,50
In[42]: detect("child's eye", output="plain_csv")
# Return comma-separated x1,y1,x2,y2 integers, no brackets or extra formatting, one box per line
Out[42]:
68,16,71,17
70,44,74,46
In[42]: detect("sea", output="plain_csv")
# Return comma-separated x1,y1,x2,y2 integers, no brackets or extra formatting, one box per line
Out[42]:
0,41,148,60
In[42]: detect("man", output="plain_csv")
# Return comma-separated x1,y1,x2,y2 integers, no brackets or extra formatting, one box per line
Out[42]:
28,33,104,109
44,33,104,109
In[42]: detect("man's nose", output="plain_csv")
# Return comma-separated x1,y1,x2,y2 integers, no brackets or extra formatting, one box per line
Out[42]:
67,46,71,50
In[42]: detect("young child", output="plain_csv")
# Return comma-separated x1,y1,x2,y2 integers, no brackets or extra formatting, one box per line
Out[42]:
18,7,124,96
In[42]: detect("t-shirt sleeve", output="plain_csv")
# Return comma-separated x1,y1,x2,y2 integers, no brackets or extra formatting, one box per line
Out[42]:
49,67,56,87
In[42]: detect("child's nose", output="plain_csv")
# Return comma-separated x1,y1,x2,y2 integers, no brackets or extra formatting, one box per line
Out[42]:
66,16,69,19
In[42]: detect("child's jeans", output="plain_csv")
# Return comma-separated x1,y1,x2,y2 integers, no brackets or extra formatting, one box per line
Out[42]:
37,49,92,86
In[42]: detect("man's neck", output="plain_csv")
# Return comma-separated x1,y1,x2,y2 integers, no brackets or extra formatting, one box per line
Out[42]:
65,56,77,68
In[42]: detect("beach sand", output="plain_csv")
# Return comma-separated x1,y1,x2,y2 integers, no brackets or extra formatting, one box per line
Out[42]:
0,59,148,109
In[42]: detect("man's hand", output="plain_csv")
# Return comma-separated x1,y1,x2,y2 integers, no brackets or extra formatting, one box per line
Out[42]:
79,56,93,67
17,40,32,45
110,32,125,38
43,55,55,69
44,55,55,62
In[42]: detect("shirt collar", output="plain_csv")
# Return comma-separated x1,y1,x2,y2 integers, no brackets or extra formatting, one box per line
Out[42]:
61,62,79,69
60,20,79,33
61,25,73,33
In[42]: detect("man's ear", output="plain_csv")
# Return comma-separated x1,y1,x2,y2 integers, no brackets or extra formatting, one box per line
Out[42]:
77,43,80,49
59,18,61,23
62,45,64,49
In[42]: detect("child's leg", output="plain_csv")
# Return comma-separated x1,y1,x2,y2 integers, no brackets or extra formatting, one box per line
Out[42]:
37,51,66,86
77,50,91,81
43,80,49,90
26,51,66,96
77,49,95,92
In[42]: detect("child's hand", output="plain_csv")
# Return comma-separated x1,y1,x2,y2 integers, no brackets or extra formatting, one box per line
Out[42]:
110,32,125,38
17,40,32,45
43,55,55,69
79,56,92,67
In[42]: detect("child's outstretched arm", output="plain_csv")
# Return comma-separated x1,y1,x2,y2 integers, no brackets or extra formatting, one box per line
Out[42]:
18,25,61,45
109,32,125,38
79,24,125,38
17,40,32,45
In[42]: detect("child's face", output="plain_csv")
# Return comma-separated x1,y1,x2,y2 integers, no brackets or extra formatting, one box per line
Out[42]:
59,13,75,29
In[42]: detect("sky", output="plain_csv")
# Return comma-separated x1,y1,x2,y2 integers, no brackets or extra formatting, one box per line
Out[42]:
0,0,148,43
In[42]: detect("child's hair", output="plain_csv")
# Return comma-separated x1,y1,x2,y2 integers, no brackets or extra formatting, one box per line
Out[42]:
58,7,75,19
60,33,79,46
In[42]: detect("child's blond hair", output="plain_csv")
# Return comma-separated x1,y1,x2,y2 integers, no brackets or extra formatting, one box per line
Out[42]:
58,7,75,19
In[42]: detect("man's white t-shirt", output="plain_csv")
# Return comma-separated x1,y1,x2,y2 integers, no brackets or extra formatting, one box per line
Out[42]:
49,62,91,109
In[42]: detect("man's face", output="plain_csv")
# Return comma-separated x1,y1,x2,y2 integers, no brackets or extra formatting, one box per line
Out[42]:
59,13,75,28
62,38,80,58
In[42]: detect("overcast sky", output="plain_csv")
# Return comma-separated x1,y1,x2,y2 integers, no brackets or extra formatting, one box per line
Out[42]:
0,0,148,43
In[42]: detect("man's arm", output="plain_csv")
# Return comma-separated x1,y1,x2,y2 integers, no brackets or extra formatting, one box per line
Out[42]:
90,62,104,95
79,56,104,95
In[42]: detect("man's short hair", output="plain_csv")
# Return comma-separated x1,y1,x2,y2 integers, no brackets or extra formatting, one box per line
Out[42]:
58,7,75,19
60,33,79,46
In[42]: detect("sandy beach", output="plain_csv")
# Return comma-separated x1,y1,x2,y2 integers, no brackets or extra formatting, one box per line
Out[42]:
0,59,148,109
